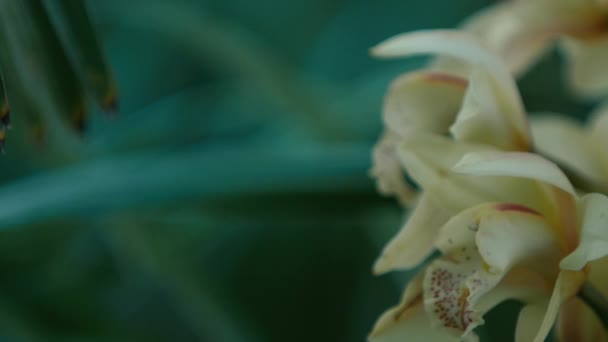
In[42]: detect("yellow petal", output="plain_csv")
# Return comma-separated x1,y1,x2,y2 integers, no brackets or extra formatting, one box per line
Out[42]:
423,257,501,337
397,133,492,212
433,204,479,257
371,30,516,101
373,193,449,274
456,1,550,75
453,0,601,75
516,303,550,342
371,30,529,148
533,270,586,342
477,267,551,315
561,193,608,270
589,102,608,173
436,202,563,280
450,69,528,150
422,260,551,338
369,272,470,342
531,115,605,187
383,70,466,136
369,302,470,342
453,151,576,196
516,277,605,342
561,35,608,98
556,297,608,342
475,203,563,277
370,131,417,205
397,133,549,215
425,203,561,336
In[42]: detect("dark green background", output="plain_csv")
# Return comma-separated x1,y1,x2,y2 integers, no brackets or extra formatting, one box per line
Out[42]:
0,0,595,341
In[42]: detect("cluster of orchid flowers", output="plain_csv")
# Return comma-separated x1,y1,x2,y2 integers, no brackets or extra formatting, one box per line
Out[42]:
369,1,608,341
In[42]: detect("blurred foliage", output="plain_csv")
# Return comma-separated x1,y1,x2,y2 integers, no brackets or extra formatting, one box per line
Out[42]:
0,0,596,341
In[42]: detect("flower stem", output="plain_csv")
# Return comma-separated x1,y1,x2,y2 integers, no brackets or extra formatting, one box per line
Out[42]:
579,282,608,328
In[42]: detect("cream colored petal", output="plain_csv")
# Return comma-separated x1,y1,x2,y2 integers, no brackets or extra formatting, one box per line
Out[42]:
455,0,601,75
452,151,578,240
561,193,608,270
477,267,551,314
589,102,608,173
370,131,417,205
424,203,561,337
371,30,530,148
383,70,466,137
373,193,449,274
458,0,550,76
397,133,493,212
450,69,527,150
422,260,551,338
371,30,517,101
370,272,471,342
370,271,423,339
561,35,608,98
369,302,470,342
516,302,550,342
397,133,551,215
431,2,547,77
453,151,576,196
534,270,586,342
475,203,563,278
433,204,479,257
436,202,563,280
556,297,608,342
531,115,605,187
424,257,502,337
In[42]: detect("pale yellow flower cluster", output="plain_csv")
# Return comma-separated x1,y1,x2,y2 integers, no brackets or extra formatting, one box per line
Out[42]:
369,1,608,341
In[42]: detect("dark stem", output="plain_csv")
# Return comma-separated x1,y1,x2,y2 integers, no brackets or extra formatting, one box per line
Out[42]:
579,282,608,328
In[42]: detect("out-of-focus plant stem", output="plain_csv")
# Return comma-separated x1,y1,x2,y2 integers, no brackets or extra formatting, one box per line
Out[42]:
42,0,118,112
0,297,48,342
0,0,84,158
108,3,355,141
103,216,257,342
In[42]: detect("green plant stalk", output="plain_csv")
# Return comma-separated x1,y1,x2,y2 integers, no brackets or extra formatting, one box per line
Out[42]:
112,2,354,141
0,0,85,154
0,144,370,228
42,0,118,112
0,74,8,149
103,216,256,342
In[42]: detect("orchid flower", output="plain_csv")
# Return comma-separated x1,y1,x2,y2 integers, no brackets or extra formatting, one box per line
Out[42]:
368,28,608,341
371,30,533,272
370,139,608,341
372,0,608,204
370,29,531,207
437,0,608,97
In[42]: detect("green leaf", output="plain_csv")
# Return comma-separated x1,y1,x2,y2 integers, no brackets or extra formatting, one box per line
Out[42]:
0,144,371,228
42,0,118,112
0,0,84,152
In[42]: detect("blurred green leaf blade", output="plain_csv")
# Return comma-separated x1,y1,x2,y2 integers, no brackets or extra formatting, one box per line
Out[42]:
42,0,118,112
